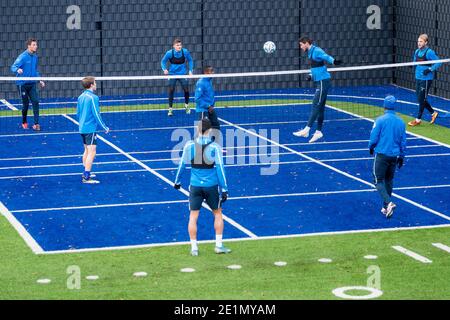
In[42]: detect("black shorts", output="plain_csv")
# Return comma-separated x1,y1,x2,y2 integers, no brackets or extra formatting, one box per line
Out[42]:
189,185,221,211
81,133,97,146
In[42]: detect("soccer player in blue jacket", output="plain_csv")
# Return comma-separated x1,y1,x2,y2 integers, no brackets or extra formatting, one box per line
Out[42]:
195,66,221,131
77,77,110,184
11,38,45,131
161,38,194,116
294,37,342,143
408,34,442,127
174,118,230,256
369,96,407,218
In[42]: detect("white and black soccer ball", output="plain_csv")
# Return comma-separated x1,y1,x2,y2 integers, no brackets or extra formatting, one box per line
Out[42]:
263,41,276,54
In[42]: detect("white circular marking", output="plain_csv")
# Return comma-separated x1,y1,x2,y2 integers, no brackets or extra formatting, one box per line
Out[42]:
227,265,242,270
274,261,287,267
133,272,148,278
318,258,333,263
180,268,196,273
364,255,378,260
86,275,99,280
332,286,383,300
37,279,51,284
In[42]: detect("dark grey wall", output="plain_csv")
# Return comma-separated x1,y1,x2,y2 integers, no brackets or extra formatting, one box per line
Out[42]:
0,0,447,100
395,0,450,99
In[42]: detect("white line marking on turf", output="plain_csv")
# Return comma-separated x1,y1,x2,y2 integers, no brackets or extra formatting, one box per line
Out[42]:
392,246,433,263
227,265,242,270
86,275,99,281
62,114,257,240
219,117,450,222
274,261,287,267
0,99,18,111
431,243,450,253
364,255,378,260
318,258,333,263
0,201,43,254
133,272,147,278
38,224,450,255
180,268,196,273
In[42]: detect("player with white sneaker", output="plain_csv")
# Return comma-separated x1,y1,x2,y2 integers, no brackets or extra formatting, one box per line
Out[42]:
174,119,230,256
293,36,342,143
77,77,110,184
369,96,407,219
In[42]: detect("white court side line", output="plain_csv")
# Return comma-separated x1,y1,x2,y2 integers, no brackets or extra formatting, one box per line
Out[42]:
219,117,450,222
392,246,433,264
0,201,43,254
431,243,450,253
40,224,450,255
0,99,18,111
62,114,258,240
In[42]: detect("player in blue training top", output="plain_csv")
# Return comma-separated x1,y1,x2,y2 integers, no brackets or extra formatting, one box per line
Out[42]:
161,38,194,116
11,38,46,131
408,34,442,127
369,96,407,219
77,77,110,184
173,118,230,257
293,36,342,143
195,65,221,131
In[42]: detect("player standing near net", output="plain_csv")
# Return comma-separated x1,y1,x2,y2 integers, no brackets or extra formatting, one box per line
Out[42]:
77,77,110,184
293,37,342,143
161,38,194,116
173,118,230,257
195,66,222,134
11,38,45,131
369,96,406,219
408,34,442,127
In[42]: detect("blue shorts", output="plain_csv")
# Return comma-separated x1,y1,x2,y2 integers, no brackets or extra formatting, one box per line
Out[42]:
189,185,221,211
81,133,97,146
168,78,189,90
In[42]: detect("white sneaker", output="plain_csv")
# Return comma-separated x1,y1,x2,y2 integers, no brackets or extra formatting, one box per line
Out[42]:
168,109,173,116
309,131,323,143
185,104,191,114
386,202,396,219
293,128,310,138
82,177,100,184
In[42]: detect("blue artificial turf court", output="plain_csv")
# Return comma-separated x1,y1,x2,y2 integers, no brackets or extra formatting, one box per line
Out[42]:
0,85,449,254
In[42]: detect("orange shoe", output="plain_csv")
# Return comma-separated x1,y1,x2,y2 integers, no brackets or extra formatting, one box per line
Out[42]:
32,124,41,131
430,112,439,124
21,123,28,129
408,119,421,127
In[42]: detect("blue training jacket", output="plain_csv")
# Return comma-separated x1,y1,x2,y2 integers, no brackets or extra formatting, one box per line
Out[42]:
369,110,407,158
308,45,335,82
414,47,442,81
161,48,194,75
77,90,109,134
195,77,215,113
10,50,41,85
174,136,228,192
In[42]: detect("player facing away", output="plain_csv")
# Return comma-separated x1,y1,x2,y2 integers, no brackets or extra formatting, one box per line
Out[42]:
408,34,442,127
11,38,46,131
174,118,230,256
77,77,110,184
293,37,342,143
161,38,194,116
369,96,407,219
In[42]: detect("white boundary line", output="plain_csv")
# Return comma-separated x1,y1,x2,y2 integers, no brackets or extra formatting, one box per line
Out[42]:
431,243,450,253
61,114,258,240
0,137,424,162
392,245,433,263
219,117,450,222
0,99,18,111
10,184,450,214
2,154,450,180
39,224,450,255
0,201,43,254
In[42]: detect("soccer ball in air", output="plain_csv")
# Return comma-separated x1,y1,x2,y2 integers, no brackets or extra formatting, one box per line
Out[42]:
263,41,276,54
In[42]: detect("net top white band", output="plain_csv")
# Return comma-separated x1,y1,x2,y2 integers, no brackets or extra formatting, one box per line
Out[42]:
0,59,449,82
